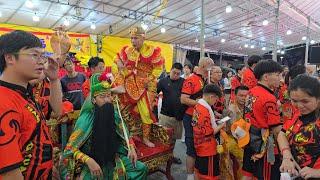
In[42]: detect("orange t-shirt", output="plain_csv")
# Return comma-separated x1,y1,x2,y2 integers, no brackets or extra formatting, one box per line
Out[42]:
0,81,53,179
181,74,205,116
242,67,257,89
193,103,217,157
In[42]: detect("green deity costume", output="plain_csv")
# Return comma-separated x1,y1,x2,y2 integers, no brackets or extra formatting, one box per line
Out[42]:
61,73,147,179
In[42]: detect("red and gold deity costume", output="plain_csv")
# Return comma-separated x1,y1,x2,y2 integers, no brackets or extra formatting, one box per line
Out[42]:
113,43,164,139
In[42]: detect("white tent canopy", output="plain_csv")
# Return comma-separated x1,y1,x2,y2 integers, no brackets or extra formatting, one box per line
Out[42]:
1,0,320,56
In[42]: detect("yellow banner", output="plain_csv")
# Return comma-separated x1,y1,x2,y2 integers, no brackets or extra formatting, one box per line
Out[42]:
0,24,173,71
0,23,92,59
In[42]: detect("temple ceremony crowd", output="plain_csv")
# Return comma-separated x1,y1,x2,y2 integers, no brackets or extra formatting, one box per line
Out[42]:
0,26,319,180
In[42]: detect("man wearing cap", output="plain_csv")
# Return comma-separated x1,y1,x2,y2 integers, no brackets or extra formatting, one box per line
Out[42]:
61,58,87,110
113,26,164,147
62,73,147,179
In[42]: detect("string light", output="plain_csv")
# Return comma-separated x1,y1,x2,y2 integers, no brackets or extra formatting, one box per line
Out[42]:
25,0,34,8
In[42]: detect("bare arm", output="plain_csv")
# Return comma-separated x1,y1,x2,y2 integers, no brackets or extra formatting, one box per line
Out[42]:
49,80,63,116
271,124,283,138
277,131,301,176
277,131,293,159
214,123,226,135
181,94,198,107
1,168,23,180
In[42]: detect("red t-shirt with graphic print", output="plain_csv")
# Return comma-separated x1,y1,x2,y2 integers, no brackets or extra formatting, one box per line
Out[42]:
244,84,281,129
0,80,53,179
181,74,205,116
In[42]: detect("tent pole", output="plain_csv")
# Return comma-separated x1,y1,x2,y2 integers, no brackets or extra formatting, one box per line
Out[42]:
200,0,205,58
273,0,280,61
305,16,311,66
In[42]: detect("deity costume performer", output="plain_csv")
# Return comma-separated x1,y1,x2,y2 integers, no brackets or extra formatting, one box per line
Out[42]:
61,73,148,179
113,26,164,147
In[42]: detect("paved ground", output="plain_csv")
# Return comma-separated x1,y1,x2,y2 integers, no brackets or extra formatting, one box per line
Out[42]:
148,140,187,180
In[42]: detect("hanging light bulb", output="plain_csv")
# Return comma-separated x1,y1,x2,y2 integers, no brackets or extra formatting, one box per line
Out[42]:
195,38,199,43
226,5,232,13
286,30,292,35
262,20,269,26
160,27,166,33
32,14,40,22
310,40,315,44
64,19,70,26
244,44,249,48
221,39,226,43
250,45,254,49
262,47,266,50
281,50,285,54
277,50,281,53
90,23,96,30
302,36,307,41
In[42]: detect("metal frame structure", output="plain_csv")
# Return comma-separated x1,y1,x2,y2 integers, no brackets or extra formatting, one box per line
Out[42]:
0,0,319,56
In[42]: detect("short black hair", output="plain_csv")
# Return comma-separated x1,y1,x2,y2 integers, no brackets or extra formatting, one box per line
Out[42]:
247,55,262,67
235,64,245,72
254,60,283,80
184,63,193,71
0,30,42,72
235,85,249,94
88,57,104,68
289,74,320,99
288,65,306,80
171,62,183,71
203,84,222,97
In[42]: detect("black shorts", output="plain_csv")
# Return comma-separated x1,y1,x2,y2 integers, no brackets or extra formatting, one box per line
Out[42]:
183,114,196,157
242,146,281,180
195,155,220,178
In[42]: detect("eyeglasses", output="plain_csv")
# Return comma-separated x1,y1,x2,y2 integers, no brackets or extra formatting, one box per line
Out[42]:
211,71,223,74
14,53,48,63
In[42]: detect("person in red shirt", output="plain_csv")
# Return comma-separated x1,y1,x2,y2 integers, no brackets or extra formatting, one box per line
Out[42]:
209,66,225,117
193,84,225,180
279,65,306,130
241,60,283,180
181,57,214,180
242,55,262,89
277,75,320,179
82,57,105,98
0,31,56,179
230,64,244,103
